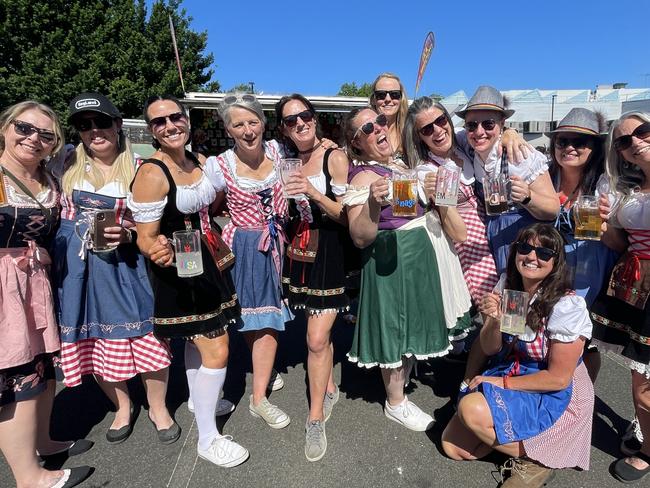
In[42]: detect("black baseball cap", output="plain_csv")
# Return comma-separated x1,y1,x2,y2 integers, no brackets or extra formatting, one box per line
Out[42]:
68,92,122,121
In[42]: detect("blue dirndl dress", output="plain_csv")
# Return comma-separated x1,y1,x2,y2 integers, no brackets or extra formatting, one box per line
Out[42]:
54,189,154,342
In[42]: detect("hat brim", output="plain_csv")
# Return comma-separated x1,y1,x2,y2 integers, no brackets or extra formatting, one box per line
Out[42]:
68,109,122,124
455,106,515,119
544,126,607,138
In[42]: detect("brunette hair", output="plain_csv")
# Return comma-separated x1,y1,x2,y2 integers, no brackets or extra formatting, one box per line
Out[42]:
343,106,374,162
402,96,456,168
274,94,320,155
504,223,570,332
142,94,189,149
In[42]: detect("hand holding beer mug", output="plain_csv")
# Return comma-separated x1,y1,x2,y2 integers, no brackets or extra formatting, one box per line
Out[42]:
573,195,602,240
173,230,204,277
278,158,305,199
500,289,529,335
392,169,418,217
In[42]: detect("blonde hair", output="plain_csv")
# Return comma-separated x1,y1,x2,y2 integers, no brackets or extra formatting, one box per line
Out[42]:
62,131,135,195
369,73,409,150
0,100,64,158
605,110,649,197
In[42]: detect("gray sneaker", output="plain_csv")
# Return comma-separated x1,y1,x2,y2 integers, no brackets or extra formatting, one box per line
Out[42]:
323,385,340,422
305,420,327,462
249,395,290,429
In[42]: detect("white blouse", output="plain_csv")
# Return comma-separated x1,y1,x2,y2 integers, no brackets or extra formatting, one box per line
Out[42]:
127,173,216,223
615,191,650,231
473,139,548,185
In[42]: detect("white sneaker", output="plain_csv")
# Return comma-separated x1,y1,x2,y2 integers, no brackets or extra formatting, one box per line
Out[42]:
384,397,434,432
267,369,284,391
197,435,249,468
249,395,291,429
188,391,235,417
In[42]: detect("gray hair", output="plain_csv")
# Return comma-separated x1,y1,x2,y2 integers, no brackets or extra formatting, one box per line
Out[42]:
218,92,266,127
606,110,649,196
402,96,456,169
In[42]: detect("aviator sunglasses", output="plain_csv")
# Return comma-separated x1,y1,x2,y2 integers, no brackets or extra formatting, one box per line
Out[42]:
374,90,402,101
613,122,650,151
515,241,557,262
354,113,388,139
11,120,56,144
554,135,592,150
148,112,187,129
73,113,114,132
419,114,449,136
282,110,314,128
465,119,497,132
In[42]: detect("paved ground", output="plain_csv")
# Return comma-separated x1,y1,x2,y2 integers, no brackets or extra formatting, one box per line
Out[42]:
0,314,637,488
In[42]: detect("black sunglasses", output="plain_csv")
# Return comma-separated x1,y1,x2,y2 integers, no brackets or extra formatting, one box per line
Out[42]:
515,241,557,262
554,135,592,150
613,122,650,151
11,120,56,144
419,114,449,136
73,114,114,132
282,110,314,128
149,112,187,129
354,114,388,139
374,90,402,101
465,119,497,132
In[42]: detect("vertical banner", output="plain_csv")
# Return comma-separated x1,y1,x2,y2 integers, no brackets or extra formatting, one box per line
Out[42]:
414,32,435,96
169,15,186,94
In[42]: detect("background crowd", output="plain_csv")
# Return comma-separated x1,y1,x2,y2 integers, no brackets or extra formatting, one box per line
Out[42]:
0,74,649,488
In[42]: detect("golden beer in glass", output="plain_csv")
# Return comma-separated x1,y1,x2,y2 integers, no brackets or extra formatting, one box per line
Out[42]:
574,195,602,241
392,170,418,217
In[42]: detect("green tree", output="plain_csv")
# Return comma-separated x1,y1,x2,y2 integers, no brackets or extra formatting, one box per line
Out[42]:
337,82,373,97
227,83,258,94
0,0,218,121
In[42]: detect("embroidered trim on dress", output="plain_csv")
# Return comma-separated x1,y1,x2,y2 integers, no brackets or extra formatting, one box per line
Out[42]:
283,281,346,297
154,297,238,325
591,312,650,345
240,305,282,315
492,389,516,442
59,319,153,336
346,346,453,369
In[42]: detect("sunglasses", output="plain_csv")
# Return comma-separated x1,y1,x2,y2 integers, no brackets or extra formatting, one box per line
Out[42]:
613,122,650,151
465,119,497,132
419,114,449,136
554,135,592,150
374,90,402,101
149,112,187,129
11,120,56,144
73,114,114,132
515,241,557,262
354,114,388,139
282,110,314,128
223,94,256,105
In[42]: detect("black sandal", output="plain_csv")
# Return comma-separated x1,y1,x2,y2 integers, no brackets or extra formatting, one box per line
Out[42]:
613,451,650,483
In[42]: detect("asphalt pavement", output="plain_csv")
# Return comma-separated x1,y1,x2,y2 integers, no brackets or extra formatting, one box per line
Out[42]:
0,313,637,488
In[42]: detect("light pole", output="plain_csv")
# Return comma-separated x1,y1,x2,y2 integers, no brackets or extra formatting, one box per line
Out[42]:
248,82,255,94
550,94,557,131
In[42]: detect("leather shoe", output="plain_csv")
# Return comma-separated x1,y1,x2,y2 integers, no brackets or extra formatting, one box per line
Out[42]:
106,422,133,444
613,452,650,483
50,465,93,488
148,414,181,444
40,439,94,462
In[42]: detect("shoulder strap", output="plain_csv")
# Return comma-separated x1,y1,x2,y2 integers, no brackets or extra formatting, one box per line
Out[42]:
133,158,175,186
0,166,52,220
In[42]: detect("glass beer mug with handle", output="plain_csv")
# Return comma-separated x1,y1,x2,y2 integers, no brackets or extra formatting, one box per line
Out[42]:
573,195,602,241
278,158,305,199
392,169,418,217
173,229,204,277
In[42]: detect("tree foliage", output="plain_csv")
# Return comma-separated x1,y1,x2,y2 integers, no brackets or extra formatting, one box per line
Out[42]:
227,83,258,94
0,0,219,121
337,82,373,98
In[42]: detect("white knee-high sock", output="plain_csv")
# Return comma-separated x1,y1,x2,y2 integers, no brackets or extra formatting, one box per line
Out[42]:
194,365,226,450
184,342,202,404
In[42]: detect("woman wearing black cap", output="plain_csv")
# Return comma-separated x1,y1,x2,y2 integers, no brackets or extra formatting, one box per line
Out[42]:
53,92,179,445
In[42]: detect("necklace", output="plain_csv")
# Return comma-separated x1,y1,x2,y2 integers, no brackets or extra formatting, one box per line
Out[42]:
298,140,323,155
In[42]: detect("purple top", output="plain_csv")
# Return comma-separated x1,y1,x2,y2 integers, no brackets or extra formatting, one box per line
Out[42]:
348,164,424,230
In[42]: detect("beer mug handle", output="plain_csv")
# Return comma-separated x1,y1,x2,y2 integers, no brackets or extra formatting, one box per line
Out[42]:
74,214,92,244
573,201,584,227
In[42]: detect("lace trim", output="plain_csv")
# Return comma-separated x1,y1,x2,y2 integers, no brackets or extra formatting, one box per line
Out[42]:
346,347,453,369
590,340,650,379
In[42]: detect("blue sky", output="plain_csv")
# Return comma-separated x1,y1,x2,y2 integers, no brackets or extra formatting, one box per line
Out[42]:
168,0,649,97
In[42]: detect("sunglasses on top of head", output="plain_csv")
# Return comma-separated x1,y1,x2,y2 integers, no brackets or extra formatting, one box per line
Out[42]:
223,94,256,105
613,121,650,151
282,110,314,128
419,114,449,136
354,114,388,139
11,120,56,144
72,113,114,132
148,112,187,129
465,119,497,132
515,241,557,262
554,135,592,150
374,90,402,101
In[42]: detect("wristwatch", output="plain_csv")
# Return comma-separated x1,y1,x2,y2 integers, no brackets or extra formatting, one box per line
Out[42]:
521,194,532,206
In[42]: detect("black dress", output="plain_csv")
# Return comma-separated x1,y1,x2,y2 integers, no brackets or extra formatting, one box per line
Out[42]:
281,149,358,314
134,158,241,339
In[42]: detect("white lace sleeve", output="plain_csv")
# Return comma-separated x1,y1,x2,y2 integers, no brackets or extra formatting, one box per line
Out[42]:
204,156,227,192
546,295,592,342
331,182,348,196
509,149,549,184
126,194,167,223
342,186,370,207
